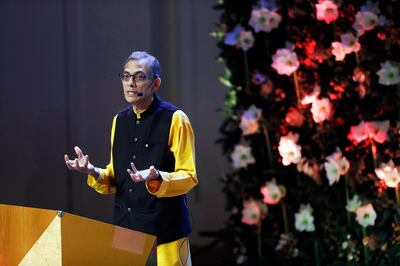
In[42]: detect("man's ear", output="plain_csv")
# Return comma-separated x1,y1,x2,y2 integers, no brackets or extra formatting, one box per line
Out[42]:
152,77,161,92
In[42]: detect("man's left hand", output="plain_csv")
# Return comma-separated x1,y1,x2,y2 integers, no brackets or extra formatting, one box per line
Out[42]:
127,163,160,182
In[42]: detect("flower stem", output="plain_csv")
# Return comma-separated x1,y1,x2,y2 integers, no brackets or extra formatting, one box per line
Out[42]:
293,71,301,107
243,51,250,92
313,239,321,266
345,174,351,228
260,121,273,168
280,200,289,234
362,227,370,266
396,184,400,218
370,141,378,170
257,222,263,265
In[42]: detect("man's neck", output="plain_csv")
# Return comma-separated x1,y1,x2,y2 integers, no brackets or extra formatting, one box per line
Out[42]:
132,96,154,114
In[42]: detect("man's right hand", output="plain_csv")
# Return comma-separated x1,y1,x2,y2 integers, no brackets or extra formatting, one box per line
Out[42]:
64,146,99,177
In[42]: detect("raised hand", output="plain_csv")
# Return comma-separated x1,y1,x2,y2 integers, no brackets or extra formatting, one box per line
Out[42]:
127,162,160,182
64,146,99,177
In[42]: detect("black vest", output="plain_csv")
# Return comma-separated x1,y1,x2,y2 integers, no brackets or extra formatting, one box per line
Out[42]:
112,96,192,244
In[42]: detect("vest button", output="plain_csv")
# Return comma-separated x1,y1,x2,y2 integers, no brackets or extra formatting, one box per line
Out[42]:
129,188,132,193
127,208,131,212
134,137,138,142
136,120,140,125
132,155,136,159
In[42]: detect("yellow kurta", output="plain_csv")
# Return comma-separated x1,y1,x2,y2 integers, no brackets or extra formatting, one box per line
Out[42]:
87,108,198,265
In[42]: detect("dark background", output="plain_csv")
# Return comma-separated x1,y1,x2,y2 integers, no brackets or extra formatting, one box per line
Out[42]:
0,0,227,247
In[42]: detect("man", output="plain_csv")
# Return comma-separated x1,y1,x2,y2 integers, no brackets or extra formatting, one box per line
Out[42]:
64,51,198,265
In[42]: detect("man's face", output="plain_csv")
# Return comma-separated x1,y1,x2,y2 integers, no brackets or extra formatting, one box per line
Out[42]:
121,59,159,107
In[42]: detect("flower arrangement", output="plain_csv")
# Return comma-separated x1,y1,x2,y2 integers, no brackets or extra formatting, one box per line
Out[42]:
213,0,400,265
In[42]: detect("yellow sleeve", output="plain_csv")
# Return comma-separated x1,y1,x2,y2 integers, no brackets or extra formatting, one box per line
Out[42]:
87,115,117,194
146,110,198,197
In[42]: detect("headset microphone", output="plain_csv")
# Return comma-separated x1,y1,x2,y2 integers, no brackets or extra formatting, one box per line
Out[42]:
137,92,144,96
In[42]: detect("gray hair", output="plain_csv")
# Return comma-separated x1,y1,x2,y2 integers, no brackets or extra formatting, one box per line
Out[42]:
123,51,161,78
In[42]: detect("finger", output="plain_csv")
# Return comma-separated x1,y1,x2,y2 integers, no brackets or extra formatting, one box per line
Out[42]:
65,160,73,170
75,158,81,169
130,162,138,173
64,154,70,162
74,146,84,158
83,155,89,168
127,169,140,182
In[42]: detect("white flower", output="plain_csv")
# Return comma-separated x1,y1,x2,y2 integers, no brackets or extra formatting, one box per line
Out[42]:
278,132,302,166
377,61,400,86
295,204,315,232
346,195,362,212
375,160,400,188
355,203,377,228
326,148,350,175
260,179,286,205
249,7,282,33
271,48,300,76
231,144,256,169
239,31,255,51
324,160,340,185
311,98,333,123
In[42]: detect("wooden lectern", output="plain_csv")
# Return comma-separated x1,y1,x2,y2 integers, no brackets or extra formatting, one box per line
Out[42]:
0,204,156,266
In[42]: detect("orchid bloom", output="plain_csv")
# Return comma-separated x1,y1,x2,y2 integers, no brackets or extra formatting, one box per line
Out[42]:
231,144,256,169
249,7,282,33
278,132,302,166
348,120,390,144
316,0,339,24
375,160,400,188
260,179,286,205
295,204,315,232
310,98,333,123
241,199,267,225
239,31,255,51
346,195,362,213
377,61,400,86
240,105,262,136
355,203,377,228
271,48,300,76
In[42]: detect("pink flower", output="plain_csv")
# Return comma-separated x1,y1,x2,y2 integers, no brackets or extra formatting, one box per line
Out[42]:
241,200,267,225
375,160,400,188
310,98,333,123
348,120,390,144
316,0,339,24
239,31,255,51
285,107,305,127
260,179,286,205
278,132,302,166
249,7,282,33
240,105,262,136
271,48,300,76
365,120,390,143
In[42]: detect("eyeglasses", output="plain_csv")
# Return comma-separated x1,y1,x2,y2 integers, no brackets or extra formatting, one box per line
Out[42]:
118,72,148,84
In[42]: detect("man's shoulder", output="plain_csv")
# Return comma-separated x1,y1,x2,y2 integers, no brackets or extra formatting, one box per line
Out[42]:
115,106,132,117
